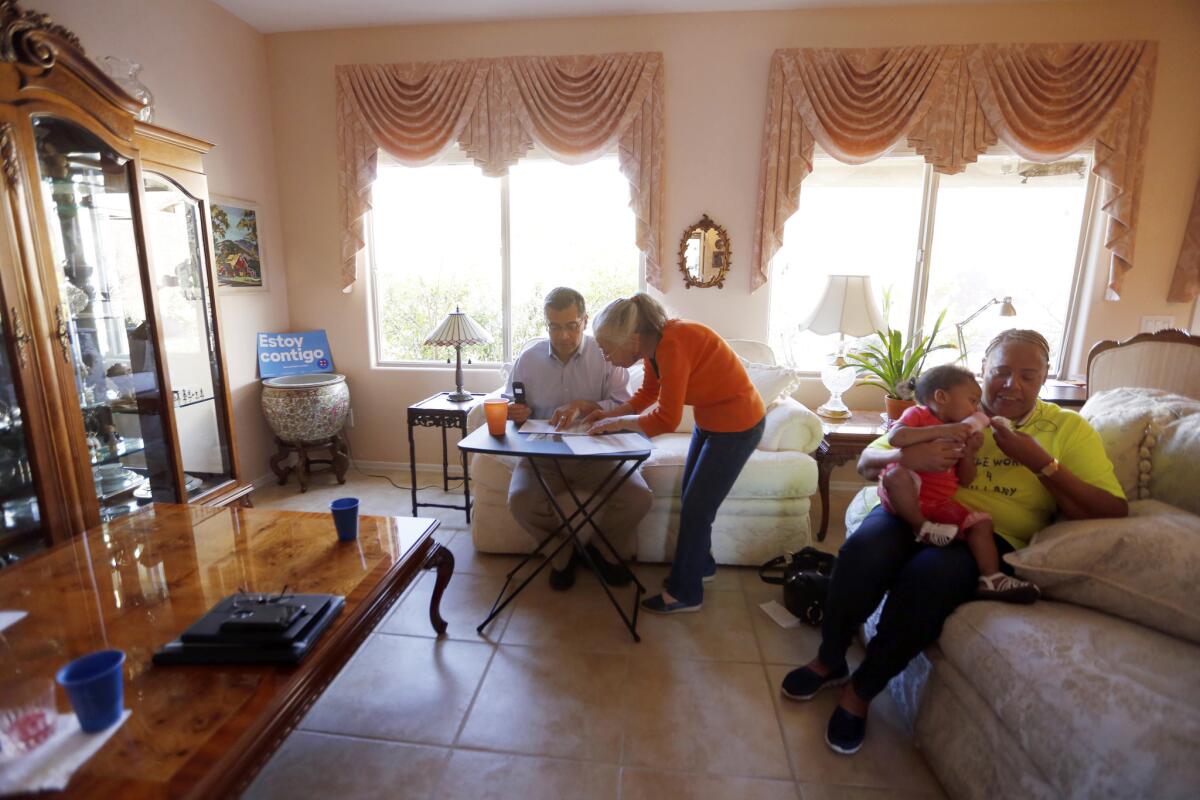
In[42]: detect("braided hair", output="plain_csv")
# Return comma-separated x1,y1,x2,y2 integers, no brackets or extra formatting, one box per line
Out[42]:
982,329,1050,368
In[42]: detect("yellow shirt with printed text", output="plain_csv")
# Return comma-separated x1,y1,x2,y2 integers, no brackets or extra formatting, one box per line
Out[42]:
869,400,1124,550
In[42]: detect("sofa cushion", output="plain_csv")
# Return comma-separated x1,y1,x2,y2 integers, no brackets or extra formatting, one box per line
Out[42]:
844,485,881,535
759,396,823,453
1005,499,1200,643
1149,411,1200,515
1080,388,1161,498
937,600,1200,799
637,433,817,499
1081,388,1200,501
915,658,1058,800
738,357,802,406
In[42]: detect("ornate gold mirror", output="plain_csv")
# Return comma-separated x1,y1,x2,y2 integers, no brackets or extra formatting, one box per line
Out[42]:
678,214,730,289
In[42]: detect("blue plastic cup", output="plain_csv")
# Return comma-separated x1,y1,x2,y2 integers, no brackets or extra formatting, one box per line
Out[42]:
56,649,125,733
330,497,360,542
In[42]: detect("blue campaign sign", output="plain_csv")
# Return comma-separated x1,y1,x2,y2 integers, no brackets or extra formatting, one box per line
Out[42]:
257,330,334,378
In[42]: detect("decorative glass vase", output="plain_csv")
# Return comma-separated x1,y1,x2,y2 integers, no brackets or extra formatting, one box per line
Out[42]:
818,351,857,419
101,57,154,122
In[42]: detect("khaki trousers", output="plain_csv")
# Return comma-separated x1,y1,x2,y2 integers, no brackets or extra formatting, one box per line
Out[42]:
507,457,653,569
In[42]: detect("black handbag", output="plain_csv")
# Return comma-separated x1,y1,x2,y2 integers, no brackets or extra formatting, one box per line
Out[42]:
759,547,836,626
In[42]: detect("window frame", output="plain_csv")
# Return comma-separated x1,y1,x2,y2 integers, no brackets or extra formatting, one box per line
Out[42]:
367,148,645,369
768,147,1100,379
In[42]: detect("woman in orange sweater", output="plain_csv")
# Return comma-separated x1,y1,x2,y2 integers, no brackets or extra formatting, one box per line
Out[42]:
584,293,765,614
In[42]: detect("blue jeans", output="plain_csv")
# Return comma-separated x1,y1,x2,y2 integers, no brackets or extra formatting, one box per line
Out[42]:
818,506,1016,699
666,417,765,604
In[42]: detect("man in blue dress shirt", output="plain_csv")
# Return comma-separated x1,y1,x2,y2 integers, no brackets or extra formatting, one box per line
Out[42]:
506,287,653,590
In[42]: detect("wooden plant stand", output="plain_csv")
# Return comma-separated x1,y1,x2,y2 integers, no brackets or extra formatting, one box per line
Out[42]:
269,433,349,492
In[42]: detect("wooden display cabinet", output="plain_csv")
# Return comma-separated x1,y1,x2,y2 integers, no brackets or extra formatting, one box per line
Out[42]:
0,1,250,562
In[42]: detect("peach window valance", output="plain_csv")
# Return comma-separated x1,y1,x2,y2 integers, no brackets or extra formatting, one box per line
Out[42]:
752,42,1157,300
336,52,665,292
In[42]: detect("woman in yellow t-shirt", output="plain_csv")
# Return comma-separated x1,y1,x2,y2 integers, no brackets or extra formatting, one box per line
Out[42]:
781,329,1127,755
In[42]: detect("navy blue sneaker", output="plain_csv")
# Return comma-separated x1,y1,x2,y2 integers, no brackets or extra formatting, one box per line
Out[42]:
825,706,866,755
640,593,702,614
780,664,850,701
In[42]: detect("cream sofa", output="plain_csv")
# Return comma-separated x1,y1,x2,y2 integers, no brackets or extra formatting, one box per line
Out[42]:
848,385,1200,799
465,339,823,565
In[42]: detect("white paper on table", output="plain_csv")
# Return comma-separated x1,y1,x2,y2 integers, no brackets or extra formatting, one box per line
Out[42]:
564,433,649,456
0,709,131,795
518,419,590,436
759,600,801,629
0,611,27,634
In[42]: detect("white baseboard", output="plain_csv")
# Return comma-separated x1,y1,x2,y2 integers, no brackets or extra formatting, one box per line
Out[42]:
351,460,449,474
248,462,450,492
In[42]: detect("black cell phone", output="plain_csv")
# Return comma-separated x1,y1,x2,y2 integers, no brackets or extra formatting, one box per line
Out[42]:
220,602,306,632
512,381,527,406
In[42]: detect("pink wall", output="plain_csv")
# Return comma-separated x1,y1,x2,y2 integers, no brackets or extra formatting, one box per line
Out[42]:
38,0,290,482
264,0,1200,465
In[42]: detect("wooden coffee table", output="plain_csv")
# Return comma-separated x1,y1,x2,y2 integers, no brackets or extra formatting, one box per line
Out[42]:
0,503,452,798
814,410,889,542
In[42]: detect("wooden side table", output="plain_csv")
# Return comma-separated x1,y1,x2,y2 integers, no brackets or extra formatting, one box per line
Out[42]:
814,410,888,542
407,392,485,523
1040,380,1087,409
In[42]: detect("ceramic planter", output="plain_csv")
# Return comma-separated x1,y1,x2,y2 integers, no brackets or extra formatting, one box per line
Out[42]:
260,374,350,443
884,394,915,422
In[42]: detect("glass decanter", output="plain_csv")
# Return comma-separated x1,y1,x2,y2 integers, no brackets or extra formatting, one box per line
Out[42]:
102,57,154,123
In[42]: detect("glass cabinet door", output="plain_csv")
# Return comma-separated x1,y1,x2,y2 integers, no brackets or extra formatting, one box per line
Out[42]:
33,116,175,521
0,309,41,561
141,173,233,497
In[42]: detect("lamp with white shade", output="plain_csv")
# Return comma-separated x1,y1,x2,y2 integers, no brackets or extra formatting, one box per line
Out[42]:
798,274,886,419
423,307,493,402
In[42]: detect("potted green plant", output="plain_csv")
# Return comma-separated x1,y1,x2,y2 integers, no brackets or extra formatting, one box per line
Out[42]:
844,309,956,421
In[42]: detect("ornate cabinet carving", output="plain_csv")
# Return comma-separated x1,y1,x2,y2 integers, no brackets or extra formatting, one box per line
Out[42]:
0,1,249,561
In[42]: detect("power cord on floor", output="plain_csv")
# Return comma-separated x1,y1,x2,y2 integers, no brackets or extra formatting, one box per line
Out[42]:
342,430,466,492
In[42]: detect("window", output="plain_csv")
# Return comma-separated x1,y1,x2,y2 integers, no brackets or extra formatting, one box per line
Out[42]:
369,149,642,364
768,155,926,370
769,150,1094,375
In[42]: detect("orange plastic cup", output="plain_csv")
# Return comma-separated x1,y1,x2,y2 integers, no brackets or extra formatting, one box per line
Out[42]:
484,399,508,436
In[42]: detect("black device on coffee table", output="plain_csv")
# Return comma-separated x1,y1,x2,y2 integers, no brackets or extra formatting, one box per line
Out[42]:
153,591,344,665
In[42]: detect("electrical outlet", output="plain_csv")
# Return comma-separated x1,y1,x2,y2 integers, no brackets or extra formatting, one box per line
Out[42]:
1139,315,1175,333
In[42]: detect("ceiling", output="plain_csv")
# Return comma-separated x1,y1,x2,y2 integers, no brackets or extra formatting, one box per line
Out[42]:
212,0,1034,34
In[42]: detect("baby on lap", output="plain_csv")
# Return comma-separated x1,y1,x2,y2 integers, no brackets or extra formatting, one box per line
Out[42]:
878,364,1040,604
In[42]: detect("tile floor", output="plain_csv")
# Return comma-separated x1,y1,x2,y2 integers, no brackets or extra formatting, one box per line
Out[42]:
243,466,945,799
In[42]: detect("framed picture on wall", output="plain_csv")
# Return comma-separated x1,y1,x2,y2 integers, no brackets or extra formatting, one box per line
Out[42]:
210,196,268,291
